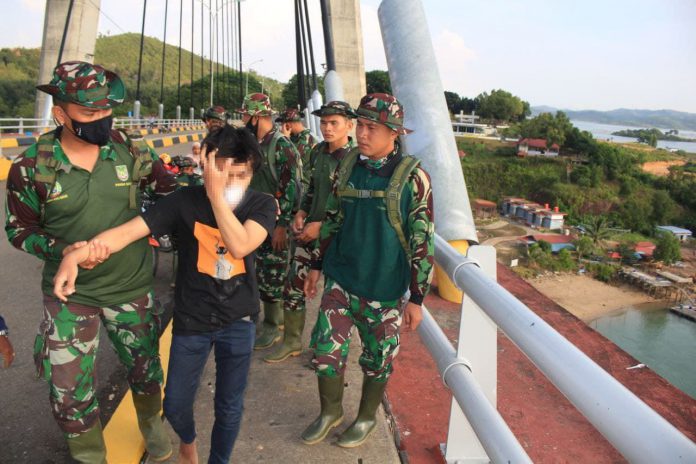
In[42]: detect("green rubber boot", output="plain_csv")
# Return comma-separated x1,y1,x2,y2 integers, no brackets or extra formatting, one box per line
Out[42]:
301,375,345,445
132,391,173,462
254,301,284,350
336,376,388,448
66,421,107,464
264,310,305,363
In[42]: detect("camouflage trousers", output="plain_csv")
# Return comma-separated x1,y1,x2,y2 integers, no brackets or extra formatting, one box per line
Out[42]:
310,278,403,381
35,292,163,436
254,240,290,303
282,239,314,312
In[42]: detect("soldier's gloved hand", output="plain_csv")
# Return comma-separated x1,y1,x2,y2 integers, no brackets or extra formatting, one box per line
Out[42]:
297,221,321,243
304,270,321,299
272,226,288,252
79,239,111,270
402,302,423,332
0,334,15,368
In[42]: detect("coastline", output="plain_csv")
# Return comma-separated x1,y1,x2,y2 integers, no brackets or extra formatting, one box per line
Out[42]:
525,273,666,322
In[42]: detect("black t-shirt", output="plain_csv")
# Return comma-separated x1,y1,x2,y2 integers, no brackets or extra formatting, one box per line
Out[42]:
142,187,277,335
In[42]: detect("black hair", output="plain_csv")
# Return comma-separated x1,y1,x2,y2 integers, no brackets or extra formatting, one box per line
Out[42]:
202,125,263,172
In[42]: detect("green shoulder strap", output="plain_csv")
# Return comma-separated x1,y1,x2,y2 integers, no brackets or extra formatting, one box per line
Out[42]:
265,130,285,183
116,130,153,209
385,155,420,260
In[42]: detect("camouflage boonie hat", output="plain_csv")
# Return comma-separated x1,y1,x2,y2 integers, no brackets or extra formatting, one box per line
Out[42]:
36,61,125,109
203,105,228,121
275,108,303,123
236,93,274,117
312,100,358,118
356,93,412,134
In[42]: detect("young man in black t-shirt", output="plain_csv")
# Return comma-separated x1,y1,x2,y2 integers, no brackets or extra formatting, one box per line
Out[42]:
53,126,277,464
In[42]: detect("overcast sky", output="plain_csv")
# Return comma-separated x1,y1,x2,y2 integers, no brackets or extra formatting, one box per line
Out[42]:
3,0,696,112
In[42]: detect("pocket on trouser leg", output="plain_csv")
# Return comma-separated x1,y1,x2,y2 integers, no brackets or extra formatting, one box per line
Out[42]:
33,318,53,381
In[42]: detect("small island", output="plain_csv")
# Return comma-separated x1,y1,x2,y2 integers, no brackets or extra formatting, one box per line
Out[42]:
612,128,696,145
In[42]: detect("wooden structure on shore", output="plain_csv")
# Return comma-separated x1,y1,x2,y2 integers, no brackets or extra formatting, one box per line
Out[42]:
618,267,686,301
670,304,696,322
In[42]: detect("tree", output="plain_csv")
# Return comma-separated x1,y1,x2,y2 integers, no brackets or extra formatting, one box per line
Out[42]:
583,215,612,247
573,235,596,259
519,111,574,147
653,232,681,264
365,70,391,94
476,89,530,123
281,73,325,110
444,91,462,115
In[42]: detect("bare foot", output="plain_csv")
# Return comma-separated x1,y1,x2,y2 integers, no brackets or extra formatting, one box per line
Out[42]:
178,440,198,464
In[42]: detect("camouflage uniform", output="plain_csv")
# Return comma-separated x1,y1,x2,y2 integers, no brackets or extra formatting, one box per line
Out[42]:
236,94,301,350
5,62,175,461
310,94,435,380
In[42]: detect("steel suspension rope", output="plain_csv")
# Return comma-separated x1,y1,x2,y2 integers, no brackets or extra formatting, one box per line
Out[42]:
160,0,169,104
57,0,76,66
294,0,306,108
177,0,183,108
228,0,234,99
319,0,336,72
200,0,204,109
298,0,312,103
190,0,195,112
221,0,227,103
215,0,220,101
237,0,242,101
135,0,148,103
209,4,213,105
302,0,318,91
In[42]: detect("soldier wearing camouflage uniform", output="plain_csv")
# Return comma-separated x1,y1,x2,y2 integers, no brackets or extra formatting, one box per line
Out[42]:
235,93,301,349
202,105,228,134
265,101,356,363
276,108,317,182
302,93,434,448
4,61,176,463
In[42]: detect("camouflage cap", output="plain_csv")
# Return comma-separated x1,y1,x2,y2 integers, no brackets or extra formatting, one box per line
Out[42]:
36,61,125,109
203,105,228,122
356,93,412,134
312,100,358,119
275,108,303,123
236,93,274,117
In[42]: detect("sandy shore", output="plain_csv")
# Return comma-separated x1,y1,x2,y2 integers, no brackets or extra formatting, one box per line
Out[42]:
526,273,665,321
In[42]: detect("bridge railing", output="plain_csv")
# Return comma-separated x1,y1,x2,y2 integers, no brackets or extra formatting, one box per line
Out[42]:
424,234,696,463
0,117,205,136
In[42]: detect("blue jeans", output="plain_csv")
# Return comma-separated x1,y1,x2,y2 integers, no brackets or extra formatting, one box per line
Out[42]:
163,319,255,464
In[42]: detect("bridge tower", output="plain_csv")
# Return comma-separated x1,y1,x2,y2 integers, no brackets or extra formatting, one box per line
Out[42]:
325,0,366,107
34,0,101,119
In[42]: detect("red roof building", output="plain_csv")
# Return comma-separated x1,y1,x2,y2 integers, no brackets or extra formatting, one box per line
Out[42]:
517,138,560,157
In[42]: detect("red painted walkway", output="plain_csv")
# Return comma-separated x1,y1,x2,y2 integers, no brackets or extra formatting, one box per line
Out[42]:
386,264,696,463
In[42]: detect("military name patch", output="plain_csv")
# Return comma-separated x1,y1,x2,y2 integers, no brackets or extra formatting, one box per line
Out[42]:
115,165,129,182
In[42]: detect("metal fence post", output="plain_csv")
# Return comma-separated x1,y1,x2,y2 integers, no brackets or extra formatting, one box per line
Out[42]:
445,245,498,463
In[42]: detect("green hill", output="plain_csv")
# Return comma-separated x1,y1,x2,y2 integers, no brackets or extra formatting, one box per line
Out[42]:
0,33,285,118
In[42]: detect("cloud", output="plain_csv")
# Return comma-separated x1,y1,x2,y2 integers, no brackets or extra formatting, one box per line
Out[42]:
432,29,477,93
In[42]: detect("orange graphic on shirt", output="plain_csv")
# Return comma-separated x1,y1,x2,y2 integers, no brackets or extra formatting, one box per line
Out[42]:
193,222,246,280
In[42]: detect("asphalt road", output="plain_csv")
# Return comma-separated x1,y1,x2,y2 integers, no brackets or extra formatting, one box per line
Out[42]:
0,140,196,463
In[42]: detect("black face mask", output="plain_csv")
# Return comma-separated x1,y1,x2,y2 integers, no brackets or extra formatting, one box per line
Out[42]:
69,115,113,146
245,118,257,138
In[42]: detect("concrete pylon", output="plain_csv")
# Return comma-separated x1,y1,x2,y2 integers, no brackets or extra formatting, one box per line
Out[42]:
326,0,366,107
34,0,101,119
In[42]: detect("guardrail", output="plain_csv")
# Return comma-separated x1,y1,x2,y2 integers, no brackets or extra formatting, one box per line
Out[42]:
0,117,206,136
424,234,696,463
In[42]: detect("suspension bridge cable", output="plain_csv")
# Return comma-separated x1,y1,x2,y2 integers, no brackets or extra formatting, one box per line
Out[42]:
298,0,312,101
237,0,242,101
228,0,234,99
221,0,227,103
319,0,336,71
135,0,147,102
57,0,75,66
215,0,220,101
302,0,318,91
209,4,213,104
160,0,169,104
87,0,126,34
230,0,236,100
190,0,195,110
200,0,204,109
294,0,306,108
177,0,183,108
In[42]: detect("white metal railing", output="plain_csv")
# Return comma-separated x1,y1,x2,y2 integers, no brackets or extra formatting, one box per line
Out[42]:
0,117,204,136
424,234,696,463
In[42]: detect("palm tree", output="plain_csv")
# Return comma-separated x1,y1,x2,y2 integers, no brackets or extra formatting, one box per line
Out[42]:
583,215,612,248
